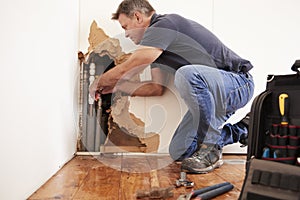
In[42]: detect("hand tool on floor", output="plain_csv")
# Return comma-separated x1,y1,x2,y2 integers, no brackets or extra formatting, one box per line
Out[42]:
175,171,194,188
136,170,174,199
177,182,234,200
136,186,174,199
194,182,234,200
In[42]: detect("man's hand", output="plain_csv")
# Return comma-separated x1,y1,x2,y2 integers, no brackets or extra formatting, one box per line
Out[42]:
89,76,102,100
101,86,115,94
89,75,116,100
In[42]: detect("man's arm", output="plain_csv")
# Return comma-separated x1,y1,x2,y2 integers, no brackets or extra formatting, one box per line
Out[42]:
115,67,168,96
89,46,163,99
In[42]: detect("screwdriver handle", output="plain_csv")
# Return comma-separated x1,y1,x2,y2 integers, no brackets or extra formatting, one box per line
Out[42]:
279,93,289,125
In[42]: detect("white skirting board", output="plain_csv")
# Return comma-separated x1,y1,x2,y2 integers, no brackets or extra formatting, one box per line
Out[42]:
223,143,247,154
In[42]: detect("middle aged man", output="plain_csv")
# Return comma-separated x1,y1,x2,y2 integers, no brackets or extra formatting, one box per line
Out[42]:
89,0,254,174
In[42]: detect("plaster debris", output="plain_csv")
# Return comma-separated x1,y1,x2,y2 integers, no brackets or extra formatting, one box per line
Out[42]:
88,20,109,53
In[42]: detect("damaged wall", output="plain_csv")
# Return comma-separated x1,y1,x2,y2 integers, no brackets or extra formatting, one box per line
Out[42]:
78,21,162,153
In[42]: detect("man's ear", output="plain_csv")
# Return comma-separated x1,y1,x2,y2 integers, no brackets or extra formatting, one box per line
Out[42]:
134,11,143,24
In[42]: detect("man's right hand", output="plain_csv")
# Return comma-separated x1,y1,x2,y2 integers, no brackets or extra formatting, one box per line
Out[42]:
89,76,102,100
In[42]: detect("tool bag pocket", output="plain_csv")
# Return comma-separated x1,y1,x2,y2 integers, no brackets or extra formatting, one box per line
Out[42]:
239,158,300,200
262,124,300,165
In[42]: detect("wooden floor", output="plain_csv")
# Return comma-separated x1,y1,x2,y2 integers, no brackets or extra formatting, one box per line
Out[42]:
28,154,246,200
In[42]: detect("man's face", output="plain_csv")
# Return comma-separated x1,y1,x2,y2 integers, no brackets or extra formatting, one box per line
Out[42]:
118,13,146,45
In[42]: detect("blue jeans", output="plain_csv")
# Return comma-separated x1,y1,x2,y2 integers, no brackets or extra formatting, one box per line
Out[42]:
169,65,254,160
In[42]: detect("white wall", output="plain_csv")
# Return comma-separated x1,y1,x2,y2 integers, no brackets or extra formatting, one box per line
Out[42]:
213,0,300,153
0,0,79,199
79,0,300,153
214,0,300,98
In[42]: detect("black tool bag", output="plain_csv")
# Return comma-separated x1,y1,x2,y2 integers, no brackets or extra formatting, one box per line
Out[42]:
239,60,300,200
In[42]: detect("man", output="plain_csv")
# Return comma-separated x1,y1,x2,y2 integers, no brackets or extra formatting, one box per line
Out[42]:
89,0,254,173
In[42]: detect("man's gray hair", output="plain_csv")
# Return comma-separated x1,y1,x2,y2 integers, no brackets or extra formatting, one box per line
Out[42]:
112,0,155,20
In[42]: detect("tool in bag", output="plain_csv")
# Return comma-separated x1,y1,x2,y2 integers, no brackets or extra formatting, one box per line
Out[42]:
239,60,300,200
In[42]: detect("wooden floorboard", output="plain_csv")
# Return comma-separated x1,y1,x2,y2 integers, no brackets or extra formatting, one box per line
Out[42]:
28,154,246,200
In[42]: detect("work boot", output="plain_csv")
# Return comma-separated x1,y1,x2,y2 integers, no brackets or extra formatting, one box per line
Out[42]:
181,144,223,174
238,112,251,147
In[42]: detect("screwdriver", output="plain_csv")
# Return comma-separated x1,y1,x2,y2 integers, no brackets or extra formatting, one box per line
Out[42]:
279,93,289,136
279,93,289,125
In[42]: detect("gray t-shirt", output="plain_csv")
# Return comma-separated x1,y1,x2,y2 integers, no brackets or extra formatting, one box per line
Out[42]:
140,13,253,73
